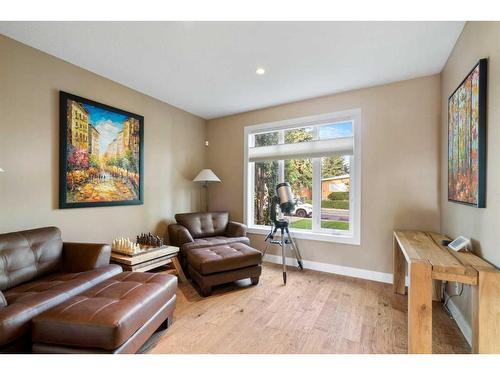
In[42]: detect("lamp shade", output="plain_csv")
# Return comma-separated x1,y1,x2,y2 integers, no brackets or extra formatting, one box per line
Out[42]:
0,168,4,173
193,169,221,183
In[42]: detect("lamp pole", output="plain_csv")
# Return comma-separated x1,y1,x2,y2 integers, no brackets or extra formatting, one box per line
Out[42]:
193,169,221,213
203,181,209,212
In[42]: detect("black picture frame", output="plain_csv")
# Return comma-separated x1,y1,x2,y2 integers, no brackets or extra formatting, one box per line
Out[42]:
447,58,487,208
59,91,144,208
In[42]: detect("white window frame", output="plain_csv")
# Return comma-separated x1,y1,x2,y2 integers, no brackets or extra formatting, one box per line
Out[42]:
243,109,361,245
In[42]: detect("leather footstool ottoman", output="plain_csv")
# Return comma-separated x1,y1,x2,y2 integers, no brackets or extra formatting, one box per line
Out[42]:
186,242,262,297
31,272,177,354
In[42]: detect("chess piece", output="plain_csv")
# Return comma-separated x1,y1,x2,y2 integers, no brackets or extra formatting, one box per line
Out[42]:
112,237,143,255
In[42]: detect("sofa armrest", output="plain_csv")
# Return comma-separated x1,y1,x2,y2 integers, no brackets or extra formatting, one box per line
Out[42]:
62,242,111,273
168,224,194,247
225,221,247,238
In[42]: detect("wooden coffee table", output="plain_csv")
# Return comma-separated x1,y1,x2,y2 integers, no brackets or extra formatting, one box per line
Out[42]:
110,245,187,282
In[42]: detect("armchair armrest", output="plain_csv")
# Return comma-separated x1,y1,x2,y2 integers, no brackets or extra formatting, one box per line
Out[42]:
62,242,111,273
168,224,194,247
225,221,247,238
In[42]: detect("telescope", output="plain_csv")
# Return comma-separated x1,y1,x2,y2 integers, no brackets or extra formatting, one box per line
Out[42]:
269,182,296,224
262,182,304,284
276,182,296,214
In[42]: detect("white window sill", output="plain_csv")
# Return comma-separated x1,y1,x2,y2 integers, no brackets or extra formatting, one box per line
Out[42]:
246,225,360,245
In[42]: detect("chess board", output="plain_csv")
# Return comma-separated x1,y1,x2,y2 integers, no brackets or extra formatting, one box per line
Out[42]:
110,245,180,272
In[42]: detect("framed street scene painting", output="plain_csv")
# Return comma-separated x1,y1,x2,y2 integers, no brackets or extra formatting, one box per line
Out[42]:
59,91,144,208
448,59,487,208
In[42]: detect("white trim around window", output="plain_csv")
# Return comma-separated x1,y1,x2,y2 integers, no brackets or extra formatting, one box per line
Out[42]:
243,109,361,245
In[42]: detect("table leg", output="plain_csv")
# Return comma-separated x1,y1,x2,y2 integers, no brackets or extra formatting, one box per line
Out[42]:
472,269,500,353
408,261,432,354
393,236,406,295
172,255,187,283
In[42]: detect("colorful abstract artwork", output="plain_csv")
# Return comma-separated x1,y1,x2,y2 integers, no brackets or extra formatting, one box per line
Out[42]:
448,59,487,207
59,92,143,208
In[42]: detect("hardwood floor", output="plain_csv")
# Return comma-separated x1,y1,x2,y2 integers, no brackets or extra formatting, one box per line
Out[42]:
150,262,470,354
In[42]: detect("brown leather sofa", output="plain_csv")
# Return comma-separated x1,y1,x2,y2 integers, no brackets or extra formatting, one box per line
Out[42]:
0,227,122,352
168,212,262,296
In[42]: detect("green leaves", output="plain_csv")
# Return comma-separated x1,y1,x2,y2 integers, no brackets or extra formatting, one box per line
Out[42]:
322,156,349,179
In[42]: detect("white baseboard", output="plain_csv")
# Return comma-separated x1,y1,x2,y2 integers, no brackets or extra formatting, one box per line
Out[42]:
444,291,472,347
262,254,394,284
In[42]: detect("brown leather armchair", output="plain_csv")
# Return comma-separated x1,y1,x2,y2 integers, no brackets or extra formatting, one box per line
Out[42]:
168,212,249,261
168,212,262,296
0,227,122,352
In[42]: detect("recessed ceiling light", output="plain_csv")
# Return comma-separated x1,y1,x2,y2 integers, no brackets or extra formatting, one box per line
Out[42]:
256,68,266,75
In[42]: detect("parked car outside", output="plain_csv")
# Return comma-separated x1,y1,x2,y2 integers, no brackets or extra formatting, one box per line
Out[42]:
293,201,313,218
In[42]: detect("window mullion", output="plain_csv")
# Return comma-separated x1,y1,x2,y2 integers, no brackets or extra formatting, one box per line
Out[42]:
278,130,284,182
348,155,355,235
248,134,255,226
311,126,320,232
312,157,321,232
249,162,255,226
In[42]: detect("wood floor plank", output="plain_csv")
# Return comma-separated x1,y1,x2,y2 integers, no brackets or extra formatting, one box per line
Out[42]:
300,327,330,353
150,262,470,354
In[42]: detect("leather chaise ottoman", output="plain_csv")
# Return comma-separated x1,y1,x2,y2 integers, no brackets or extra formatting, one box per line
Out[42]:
31,272,177,354
186,242,262,297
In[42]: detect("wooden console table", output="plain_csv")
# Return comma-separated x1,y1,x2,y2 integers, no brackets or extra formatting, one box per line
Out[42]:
393,230,500,354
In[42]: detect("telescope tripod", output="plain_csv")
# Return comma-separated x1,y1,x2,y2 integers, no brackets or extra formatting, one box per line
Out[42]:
262,220,304,284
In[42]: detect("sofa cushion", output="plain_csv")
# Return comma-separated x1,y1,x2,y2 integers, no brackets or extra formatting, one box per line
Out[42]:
0,264,122,347
175,212,228,239
187,243,262,275
181,236,250,253
0,227,63,291
32,272,177,351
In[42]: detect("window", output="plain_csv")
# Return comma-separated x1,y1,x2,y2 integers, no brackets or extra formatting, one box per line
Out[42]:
244,109,361,244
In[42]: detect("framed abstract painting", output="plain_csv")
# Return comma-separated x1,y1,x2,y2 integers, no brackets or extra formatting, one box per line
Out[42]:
448,58,487,208
59,91,144,208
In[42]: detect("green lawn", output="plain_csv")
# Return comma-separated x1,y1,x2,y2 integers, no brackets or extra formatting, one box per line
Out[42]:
302,199,349,209
289,218,349,231
322,220,349,230
321,200,349,209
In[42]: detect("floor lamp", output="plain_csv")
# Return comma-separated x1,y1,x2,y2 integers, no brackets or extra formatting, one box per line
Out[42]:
193,169,221,212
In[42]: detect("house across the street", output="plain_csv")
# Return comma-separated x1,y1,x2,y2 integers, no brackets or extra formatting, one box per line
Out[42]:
321,175,350,200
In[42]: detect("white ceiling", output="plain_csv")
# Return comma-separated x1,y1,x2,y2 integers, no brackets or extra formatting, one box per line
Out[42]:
0,22,464,119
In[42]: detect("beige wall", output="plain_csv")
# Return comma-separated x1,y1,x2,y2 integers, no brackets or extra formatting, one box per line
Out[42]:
441,22,500,326
0,35,206,242
207,75,441,274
